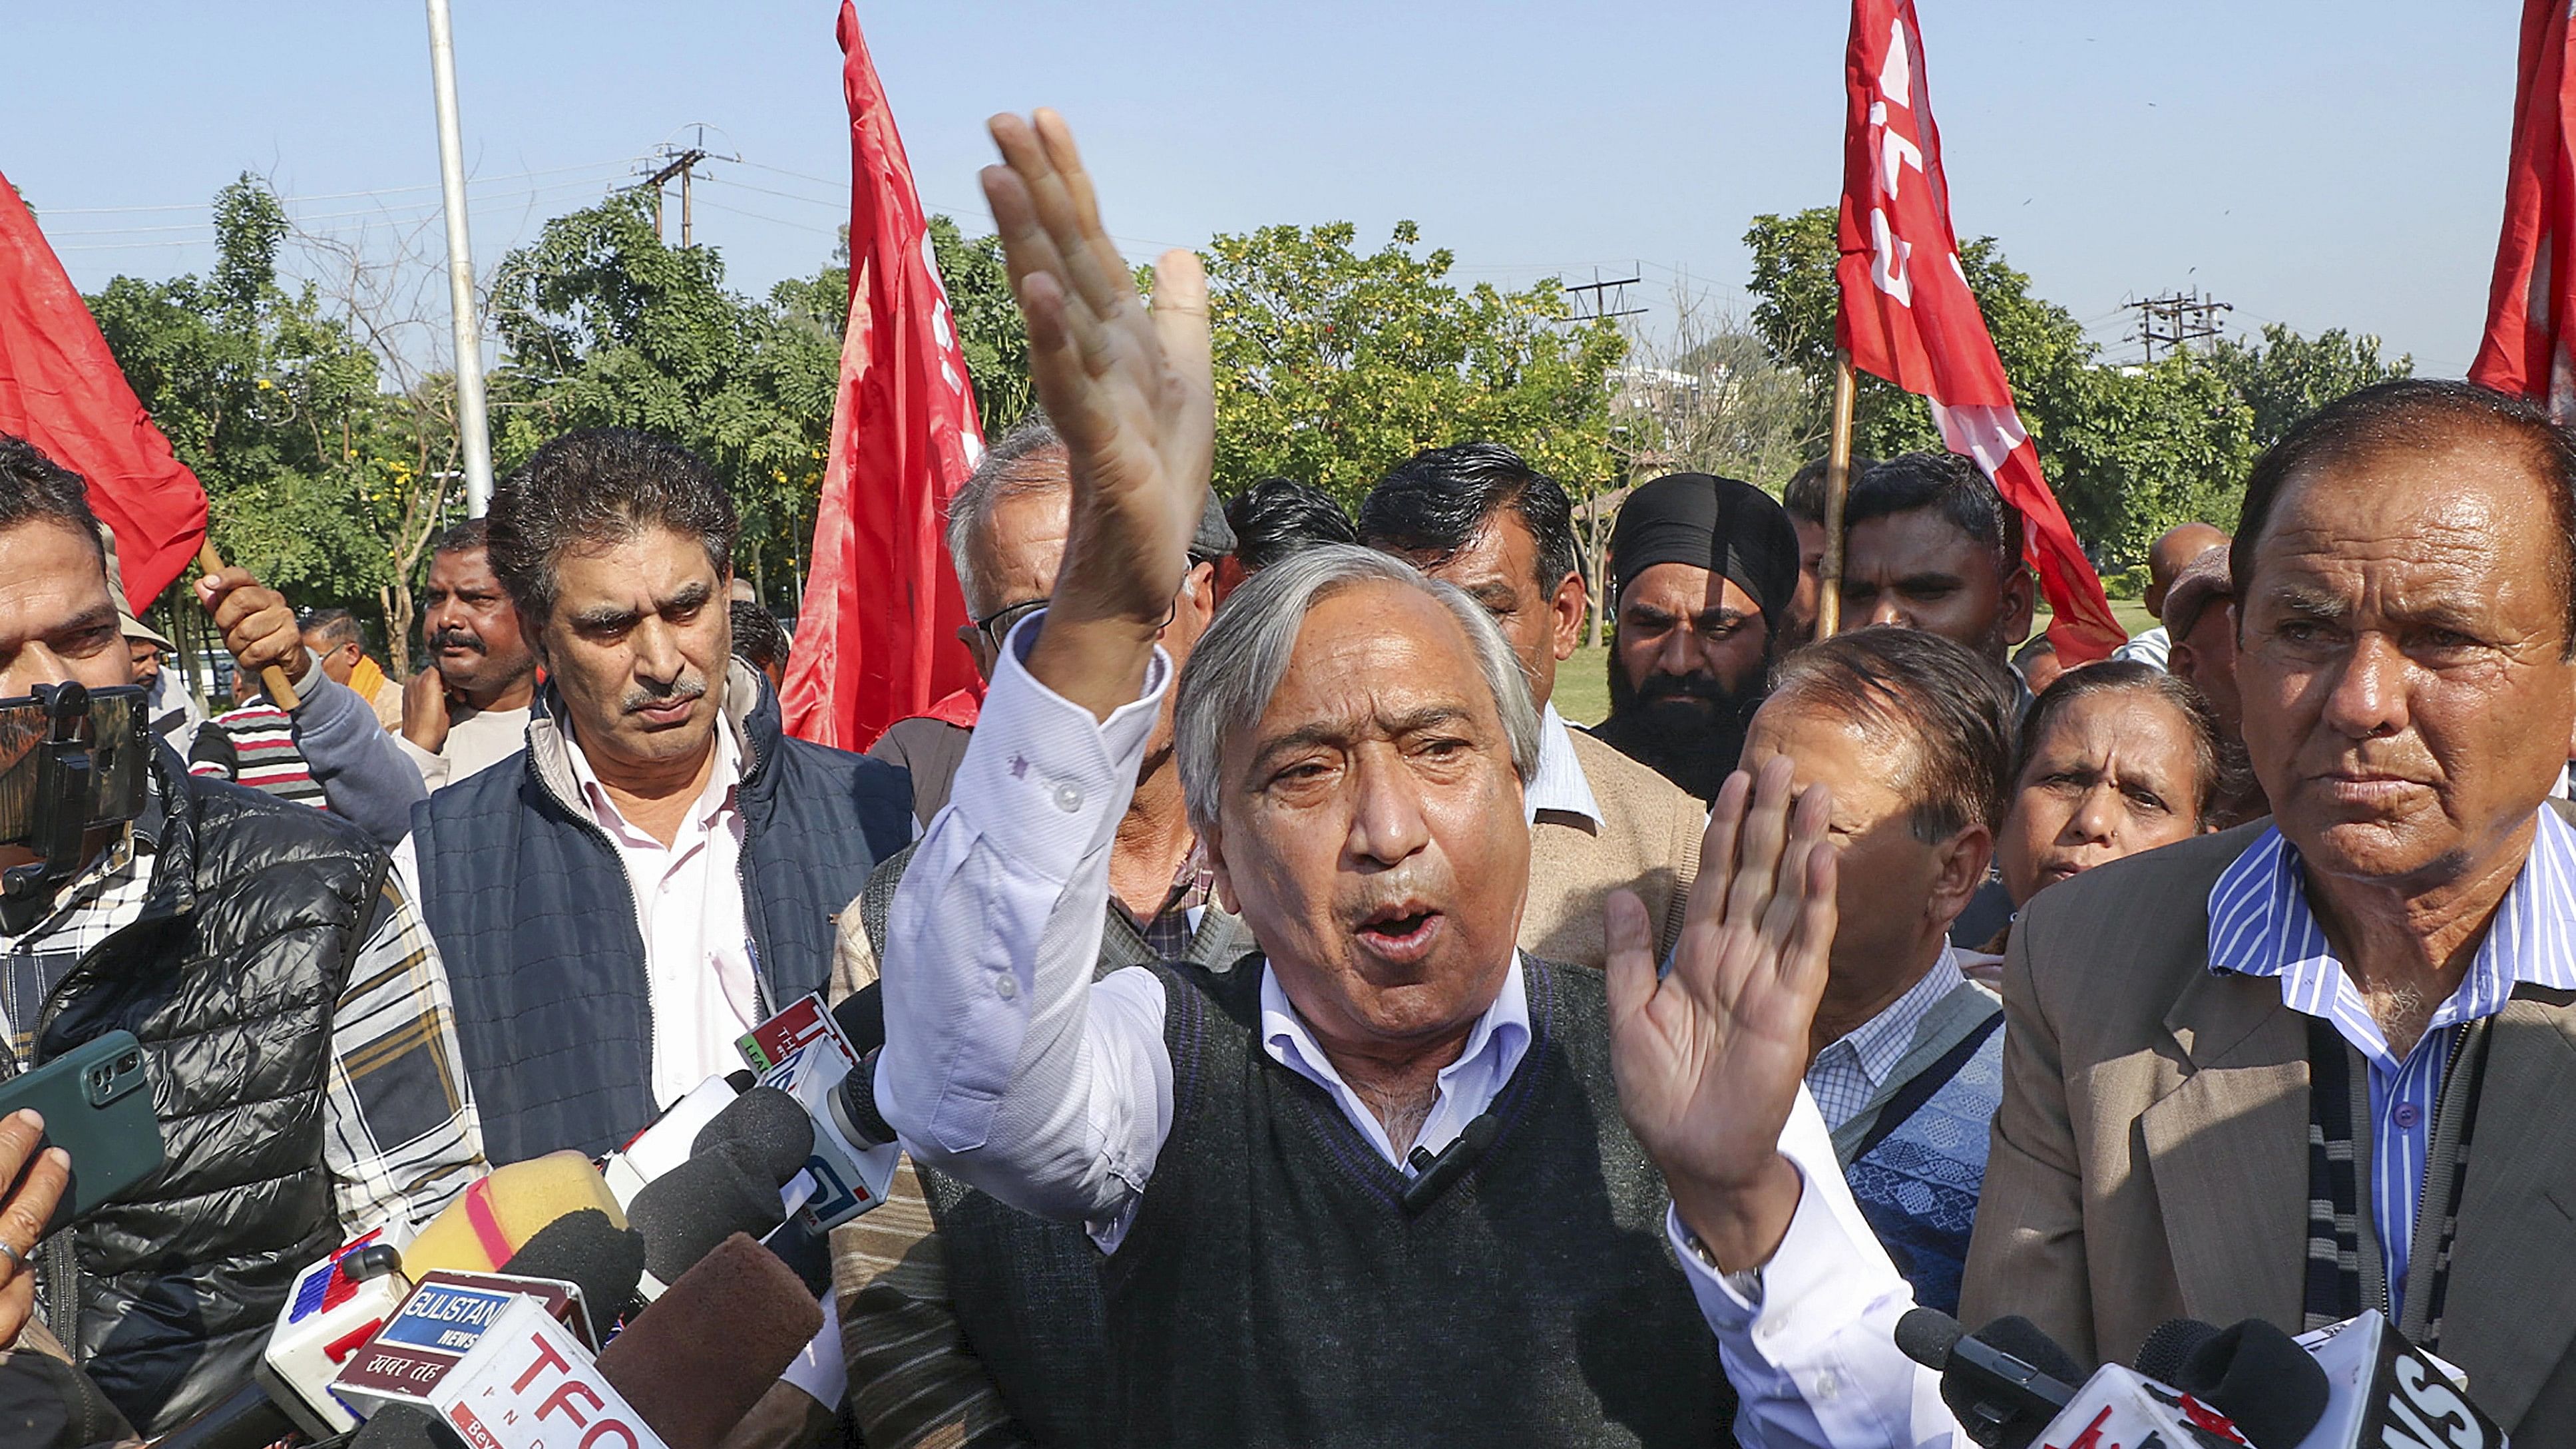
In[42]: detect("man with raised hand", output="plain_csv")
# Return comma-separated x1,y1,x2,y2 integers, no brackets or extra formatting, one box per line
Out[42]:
877,108,1904,1448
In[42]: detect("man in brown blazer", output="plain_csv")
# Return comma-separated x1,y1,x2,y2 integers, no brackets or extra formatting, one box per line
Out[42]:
1360,443,1703,967
1604,379,2576,1444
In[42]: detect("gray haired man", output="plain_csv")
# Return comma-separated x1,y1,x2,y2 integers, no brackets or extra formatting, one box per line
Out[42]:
873,107,1882,1447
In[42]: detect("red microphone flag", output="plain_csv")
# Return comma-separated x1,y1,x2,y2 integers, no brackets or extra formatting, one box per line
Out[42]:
1834,0,2123,662
0,171,208,613
2470,0,2576,416
781,3,988,749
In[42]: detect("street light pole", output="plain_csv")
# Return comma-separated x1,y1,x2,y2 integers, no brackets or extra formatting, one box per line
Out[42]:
424,0,495,517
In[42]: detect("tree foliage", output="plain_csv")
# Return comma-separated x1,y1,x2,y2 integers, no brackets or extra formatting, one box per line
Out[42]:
1741,207,2409,565
487,190,837,602
88,176,433,625
1201,220,1626,503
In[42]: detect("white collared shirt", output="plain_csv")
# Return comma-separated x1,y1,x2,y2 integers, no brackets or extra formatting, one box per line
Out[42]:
558,713,761,1111
1259,954,1531,1172
1526,704,1604,828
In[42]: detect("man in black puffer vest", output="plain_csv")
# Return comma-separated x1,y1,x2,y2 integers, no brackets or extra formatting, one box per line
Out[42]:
0,436,485,1434
399,428,913,1169
876,115,1903,1446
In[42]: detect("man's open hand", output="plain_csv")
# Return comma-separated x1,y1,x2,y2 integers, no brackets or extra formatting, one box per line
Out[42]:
982,109,1211,720
1605,755,1837,1273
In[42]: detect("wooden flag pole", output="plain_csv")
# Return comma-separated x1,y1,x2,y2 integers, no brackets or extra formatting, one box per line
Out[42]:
192,540,300,710
1817,349,1858,638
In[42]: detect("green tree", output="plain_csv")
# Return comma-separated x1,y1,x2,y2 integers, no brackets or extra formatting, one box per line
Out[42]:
487,190,837,604
2206,323,2412,448
1739,206,2406,566
1203,220,1626,503
88,176,401,617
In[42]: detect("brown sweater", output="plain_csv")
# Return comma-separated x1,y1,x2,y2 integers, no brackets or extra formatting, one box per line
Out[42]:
1520,728,1703,969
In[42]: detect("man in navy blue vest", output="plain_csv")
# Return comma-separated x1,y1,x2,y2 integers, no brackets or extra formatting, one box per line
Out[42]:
395,427,913,1168
1734,626,2018,1317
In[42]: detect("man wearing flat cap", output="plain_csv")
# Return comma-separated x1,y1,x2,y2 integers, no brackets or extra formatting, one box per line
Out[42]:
1591,473,1800,801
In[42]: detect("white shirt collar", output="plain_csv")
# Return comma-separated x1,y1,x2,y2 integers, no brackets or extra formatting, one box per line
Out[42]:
1526,704,1603,829
1256,952,1533,1172
564,706,744,847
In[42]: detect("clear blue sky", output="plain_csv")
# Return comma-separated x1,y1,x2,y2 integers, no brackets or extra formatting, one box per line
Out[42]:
5,1,2522,377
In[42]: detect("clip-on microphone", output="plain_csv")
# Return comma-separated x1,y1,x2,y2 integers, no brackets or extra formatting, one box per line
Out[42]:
1398,1111,1502,1215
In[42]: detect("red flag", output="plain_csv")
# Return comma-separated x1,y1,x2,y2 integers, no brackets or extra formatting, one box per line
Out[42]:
1834,0,2123,662
780,5,988,749
2470,0,2576,416
0,171,208,612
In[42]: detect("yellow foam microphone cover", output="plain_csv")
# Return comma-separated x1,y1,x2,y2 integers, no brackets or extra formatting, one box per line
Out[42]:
403,1151,627,1278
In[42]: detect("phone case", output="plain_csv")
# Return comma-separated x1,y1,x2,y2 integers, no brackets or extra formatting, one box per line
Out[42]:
0,1031,164,1235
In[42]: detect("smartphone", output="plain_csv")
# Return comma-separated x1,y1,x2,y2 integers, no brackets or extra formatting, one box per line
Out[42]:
0,1031,164,1235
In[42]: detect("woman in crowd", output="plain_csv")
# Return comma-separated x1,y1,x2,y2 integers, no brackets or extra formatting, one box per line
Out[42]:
1982,662,2229,956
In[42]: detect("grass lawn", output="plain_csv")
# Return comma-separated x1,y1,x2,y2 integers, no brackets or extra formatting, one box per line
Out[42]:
1552,598,2157,729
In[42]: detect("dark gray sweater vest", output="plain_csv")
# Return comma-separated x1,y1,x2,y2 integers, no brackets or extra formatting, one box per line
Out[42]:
1100,958,1734,1448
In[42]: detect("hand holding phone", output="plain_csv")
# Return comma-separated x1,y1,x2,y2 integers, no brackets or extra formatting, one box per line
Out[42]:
0,1108,69,1350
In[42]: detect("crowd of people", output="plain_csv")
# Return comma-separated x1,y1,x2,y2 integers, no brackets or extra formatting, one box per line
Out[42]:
0,106,2573,1448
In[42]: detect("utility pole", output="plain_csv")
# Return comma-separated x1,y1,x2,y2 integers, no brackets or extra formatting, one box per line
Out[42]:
423,0,495,517
644,142,711,246
1564,270,1645,648
2127,290,2233,363
1563,266,1649,325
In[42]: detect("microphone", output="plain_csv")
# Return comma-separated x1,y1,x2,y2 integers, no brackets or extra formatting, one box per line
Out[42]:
690,1084,817,1189
598,1073,749,1209
346,1402,464,1447
403,1151,627,1279
1398,1110,1500,1215
157,1222,415,1446
495,1207,648,1343
2133,1317,2328,1448
1896,1309,2081,1449
624,1139,789,1295
593,1232,827,1449
2295,1311,2508,1449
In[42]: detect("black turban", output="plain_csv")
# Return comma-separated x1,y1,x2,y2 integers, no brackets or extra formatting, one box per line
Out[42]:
1608,473,1801,636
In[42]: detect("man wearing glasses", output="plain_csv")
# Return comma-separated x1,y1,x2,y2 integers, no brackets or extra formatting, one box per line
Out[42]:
869,414,1235,837
833,411,1244,1449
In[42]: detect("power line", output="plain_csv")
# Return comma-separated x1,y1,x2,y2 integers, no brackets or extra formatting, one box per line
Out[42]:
33,157,644,216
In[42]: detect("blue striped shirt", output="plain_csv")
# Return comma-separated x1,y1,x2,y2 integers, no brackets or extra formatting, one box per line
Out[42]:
2205,808,2576,1323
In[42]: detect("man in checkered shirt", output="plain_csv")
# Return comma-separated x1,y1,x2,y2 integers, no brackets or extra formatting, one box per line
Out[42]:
0,435,482,1434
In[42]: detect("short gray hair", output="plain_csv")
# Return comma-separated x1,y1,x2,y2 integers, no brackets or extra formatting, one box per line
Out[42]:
945,414,1067,618
1175,544,1542,839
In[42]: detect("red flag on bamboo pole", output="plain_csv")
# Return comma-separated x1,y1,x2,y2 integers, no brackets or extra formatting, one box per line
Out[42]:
0,171,208,612
2469,0,2576,416
1834,0,2123,662
781,3,988,749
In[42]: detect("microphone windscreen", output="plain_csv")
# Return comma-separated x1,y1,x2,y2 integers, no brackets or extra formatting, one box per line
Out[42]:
405,1152,625,1278
626,1141,788,1287
830,982,883,1056
2134,1317,2223,1389
594,1233,825,1449
2182,1319,2330,1448
349,1402,465,1448
1896,1307,1966,1370
497,1206,648,1341
1973,1315,2087,1385
690,1084,815,1188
